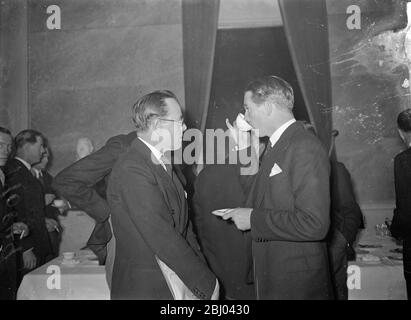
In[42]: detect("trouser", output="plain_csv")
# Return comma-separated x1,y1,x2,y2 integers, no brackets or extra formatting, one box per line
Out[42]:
403,240,411,300
328,230,348,300
105,217,116,290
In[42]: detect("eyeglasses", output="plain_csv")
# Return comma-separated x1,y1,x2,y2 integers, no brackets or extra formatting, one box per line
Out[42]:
159,118,185,127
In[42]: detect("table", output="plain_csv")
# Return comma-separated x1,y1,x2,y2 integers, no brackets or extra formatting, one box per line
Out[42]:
57,210,95,254
17,250,110,300
17,231,407,300
348,230,407,300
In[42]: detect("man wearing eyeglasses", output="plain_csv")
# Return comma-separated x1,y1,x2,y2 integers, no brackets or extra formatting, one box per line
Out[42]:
106,90,218,299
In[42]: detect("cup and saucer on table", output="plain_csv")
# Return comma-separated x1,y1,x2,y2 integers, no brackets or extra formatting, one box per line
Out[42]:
61,252,80,266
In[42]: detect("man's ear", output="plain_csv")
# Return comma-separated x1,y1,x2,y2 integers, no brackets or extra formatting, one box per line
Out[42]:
263,101,273,116
150,117,160,131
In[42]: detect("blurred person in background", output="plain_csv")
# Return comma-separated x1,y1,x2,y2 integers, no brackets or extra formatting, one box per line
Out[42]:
391,108,411,299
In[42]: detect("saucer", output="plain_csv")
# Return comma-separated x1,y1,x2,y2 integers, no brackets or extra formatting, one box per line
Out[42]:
61,259,80,266
211,208,232,216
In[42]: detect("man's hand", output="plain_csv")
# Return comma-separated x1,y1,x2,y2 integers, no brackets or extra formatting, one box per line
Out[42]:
23,250,37,270
12,222,29,238
45,218,59,233
222,208,252,231
52,198,70,214
226,119,250,150
44,193,56,206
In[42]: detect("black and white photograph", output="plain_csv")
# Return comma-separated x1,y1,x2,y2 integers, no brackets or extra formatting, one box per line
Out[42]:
1,0,411,306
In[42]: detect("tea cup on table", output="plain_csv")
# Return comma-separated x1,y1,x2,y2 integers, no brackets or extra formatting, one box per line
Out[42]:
63,252,75,260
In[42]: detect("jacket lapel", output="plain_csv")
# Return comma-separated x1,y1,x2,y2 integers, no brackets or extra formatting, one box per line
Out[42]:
132,139,183,224
251,121,301,208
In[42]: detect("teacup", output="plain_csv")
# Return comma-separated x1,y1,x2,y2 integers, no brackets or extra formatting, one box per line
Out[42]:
63,252,75,260
236,113,253,131
53,199,65,208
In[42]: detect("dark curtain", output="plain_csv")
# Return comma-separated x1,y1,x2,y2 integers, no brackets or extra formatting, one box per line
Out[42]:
279,0,333,152
182,0,220,132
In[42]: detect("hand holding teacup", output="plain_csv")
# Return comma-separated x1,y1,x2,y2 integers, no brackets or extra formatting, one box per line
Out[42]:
52,198,70,214
226,114,260,156
226,114,251,150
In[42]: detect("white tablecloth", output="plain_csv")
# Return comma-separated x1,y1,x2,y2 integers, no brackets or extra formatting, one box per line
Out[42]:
17,250,109,300
348,230,407,300
17,230,407,300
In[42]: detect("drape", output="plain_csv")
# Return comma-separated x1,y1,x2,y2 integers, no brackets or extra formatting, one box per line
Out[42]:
279,0,333,152
182,0,220,132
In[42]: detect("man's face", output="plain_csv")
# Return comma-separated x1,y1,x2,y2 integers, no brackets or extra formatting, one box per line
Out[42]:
0,132,12,166
243,91,267,137
25,136,45,165
35,152,49,170
155,98,186,151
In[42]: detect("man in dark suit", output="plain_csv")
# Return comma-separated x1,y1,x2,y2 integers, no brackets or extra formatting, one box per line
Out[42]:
391,108,411,299
326,130,364,300
301,124,364,300
53,123,187,290
32,147,61,258
1,127,30,299
192,157,256,299
4,130,54,284
53,130,136,287
107,90,217,299
223,76,333,299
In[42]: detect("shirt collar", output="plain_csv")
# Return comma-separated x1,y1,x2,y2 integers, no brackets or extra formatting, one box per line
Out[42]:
15,157,32,171
269,118,296,148
138,137,166,170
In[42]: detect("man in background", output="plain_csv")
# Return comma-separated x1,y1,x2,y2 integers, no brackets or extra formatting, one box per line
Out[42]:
33,146,61,258
391,108,411,299
4,130,53,284
53,130,135,288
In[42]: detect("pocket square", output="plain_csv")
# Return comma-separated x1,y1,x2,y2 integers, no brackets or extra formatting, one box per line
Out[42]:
269,163,282,177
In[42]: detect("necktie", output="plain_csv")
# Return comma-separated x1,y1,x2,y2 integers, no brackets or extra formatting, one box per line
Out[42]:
161,155,173,177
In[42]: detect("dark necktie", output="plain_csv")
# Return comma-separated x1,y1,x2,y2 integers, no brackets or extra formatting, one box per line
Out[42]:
161,155,173,178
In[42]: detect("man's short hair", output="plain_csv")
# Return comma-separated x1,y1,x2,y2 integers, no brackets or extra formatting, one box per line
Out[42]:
131,90,179,132
397,109,411,132
0,126,11,136
14,129,44,151
245,75,294,111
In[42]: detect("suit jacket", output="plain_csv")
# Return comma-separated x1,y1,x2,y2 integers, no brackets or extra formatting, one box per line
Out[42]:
391,147,411,241
0,170,17,299
329,161,364,247
107,138,216,299
52,131,187,264
4,159,52,267
52,132,137,263
246,121,333,300
193,161,255,300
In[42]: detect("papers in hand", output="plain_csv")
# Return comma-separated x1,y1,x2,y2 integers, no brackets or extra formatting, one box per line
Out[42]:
211,208,232,216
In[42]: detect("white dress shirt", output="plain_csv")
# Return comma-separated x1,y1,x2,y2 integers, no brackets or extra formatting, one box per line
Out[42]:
138,136,219,299
15,156,32,171
138,137,167,172
269,118,296,148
